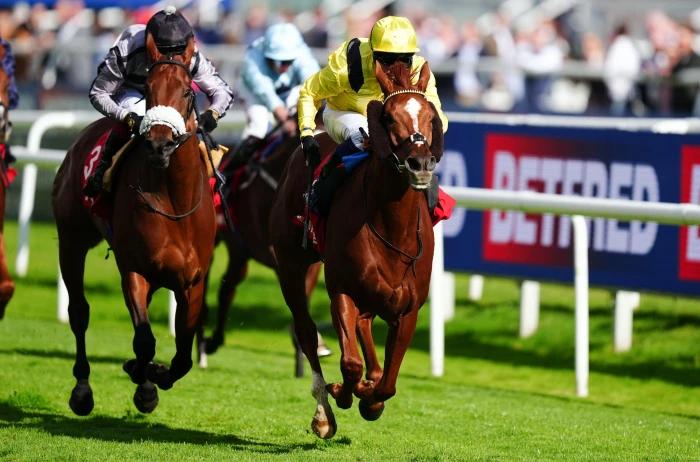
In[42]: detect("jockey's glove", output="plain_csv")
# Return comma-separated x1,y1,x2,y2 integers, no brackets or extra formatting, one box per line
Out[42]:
301,135,320,169
124,112,143,135
199,109,219,133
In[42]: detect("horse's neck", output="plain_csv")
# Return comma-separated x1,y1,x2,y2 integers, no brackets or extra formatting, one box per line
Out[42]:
365,154,424,239
264,136,297,177
162,138,202,205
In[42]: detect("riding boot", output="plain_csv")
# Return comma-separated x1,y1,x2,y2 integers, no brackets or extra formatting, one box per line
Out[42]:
222,136,263,178
310,137,362,215
425,174,439,215
83,131,125,197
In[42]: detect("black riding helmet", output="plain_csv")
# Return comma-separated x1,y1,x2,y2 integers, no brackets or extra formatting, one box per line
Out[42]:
146,6,194,55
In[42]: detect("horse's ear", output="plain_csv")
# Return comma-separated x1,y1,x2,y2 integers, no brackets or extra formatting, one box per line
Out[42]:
417,62,431,93
145,32,163,61
374,60,395,96
367,100,391,159
428,102,444,162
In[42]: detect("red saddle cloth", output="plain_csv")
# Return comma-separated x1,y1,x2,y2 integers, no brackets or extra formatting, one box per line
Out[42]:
80,129,112,221
0,144,16,188
293,154,457,255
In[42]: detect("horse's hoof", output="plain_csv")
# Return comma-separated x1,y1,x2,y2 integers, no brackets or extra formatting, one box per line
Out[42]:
69,380,94,416
146,363,172,390
358,400,384,421
133,382,159,413
122,359,143,384
204,335,222,354
311,405,337,439
326,383,352,409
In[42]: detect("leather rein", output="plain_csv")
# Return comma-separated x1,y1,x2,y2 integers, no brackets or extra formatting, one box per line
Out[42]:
134,56,202,221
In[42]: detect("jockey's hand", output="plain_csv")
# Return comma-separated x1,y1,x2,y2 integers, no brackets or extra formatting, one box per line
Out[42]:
199,109,219,133
273,106,296,137
301,135,320,169
124,112,143,135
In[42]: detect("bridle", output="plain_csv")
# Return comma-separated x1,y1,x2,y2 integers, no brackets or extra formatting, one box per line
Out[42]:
146,58,196,123
133,56,202,221
381,89,432,173
0,101,11,144
362,89,436,275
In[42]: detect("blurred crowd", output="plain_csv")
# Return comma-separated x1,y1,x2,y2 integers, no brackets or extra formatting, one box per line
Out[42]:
2,0,700,117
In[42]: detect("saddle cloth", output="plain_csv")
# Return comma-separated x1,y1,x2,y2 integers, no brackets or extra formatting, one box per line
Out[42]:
295,149,456,254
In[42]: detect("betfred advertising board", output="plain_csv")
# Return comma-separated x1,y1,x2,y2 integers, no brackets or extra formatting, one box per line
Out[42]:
437,122,700,295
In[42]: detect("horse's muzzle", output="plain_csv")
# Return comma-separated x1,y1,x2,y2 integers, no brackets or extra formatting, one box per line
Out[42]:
405,155,436,190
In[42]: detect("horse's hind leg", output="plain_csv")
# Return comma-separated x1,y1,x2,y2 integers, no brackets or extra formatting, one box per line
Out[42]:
205,233,248,354
120,272,159,413
58,241,94,416
0,231,14,319
277,258,336,439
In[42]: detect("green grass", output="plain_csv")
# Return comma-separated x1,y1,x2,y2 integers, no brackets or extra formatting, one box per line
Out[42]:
1,221,700,461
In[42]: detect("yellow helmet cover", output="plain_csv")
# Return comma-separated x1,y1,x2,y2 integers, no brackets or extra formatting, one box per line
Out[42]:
370,16,419,53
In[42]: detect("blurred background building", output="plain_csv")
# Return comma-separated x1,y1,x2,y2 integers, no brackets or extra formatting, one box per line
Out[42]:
3,0,700,117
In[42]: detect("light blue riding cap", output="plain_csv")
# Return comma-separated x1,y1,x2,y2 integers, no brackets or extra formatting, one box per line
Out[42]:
263,23,304,61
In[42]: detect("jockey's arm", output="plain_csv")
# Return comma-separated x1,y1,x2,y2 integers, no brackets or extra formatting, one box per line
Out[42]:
241,53,284,112
297,55,343,137
192,51,234,119
89,48,130,122
293,45,321,87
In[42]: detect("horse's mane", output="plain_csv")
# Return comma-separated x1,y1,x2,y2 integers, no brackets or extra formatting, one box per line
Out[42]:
382,62,419,91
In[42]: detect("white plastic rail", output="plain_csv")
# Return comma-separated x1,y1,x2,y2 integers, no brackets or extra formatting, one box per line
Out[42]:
429,186,700,397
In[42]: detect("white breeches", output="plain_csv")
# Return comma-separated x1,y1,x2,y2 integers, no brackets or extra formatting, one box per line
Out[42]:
115,88,146,116
240,85,301,139
322,106,367,150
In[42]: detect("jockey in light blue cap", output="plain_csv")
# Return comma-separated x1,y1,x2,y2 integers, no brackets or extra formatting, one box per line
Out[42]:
224,22,320,171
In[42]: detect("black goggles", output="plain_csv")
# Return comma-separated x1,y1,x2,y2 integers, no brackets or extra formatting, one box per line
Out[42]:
374,52,414,66
268,58,294,68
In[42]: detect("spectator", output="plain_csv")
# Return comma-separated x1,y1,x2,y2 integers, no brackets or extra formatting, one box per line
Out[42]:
603,24,641,116
516,21,564,113
670,23,700,115
454,21,481,107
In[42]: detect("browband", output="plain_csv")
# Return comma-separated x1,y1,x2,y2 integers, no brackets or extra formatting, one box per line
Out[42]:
383,89,425,103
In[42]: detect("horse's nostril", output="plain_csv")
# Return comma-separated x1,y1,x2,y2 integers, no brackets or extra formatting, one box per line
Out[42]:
406,157,422,171
427,156,437,171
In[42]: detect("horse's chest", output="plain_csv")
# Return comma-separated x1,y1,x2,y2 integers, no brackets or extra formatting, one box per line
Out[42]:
356,268,428,318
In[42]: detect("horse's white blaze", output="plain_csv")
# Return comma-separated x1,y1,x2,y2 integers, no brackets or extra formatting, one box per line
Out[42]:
405,97,422,133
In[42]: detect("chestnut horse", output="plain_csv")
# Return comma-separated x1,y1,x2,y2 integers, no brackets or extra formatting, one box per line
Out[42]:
270,61,443,438
0,46,15,319
200,133,322,360
52,35,214,415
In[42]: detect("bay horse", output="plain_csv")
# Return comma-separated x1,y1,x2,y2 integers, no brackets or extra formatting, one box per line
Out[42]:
0,45,15,319
270,61,443,438
52,34,214,415
199,128,326,374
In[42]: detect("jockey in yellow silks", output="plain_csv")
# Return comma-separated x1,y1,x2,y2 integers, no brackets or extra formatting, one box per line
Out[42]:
296,16,448,214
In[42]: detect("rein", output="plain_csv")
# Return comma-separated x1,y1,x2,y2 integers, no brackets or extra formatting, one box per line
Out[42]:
362,165,424,276
131,166,204,221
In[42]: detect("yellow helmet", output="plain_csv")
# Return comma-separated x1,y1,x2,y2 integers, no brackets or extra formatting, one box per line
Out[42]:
370,16,419,54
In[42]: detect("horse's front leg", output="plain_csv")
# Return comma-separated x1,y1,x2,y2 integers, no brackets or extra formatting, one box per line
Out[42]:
327,293,363,410
370,308,419,408
121,272,159,413
355,315,382,397
147,281,203,390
